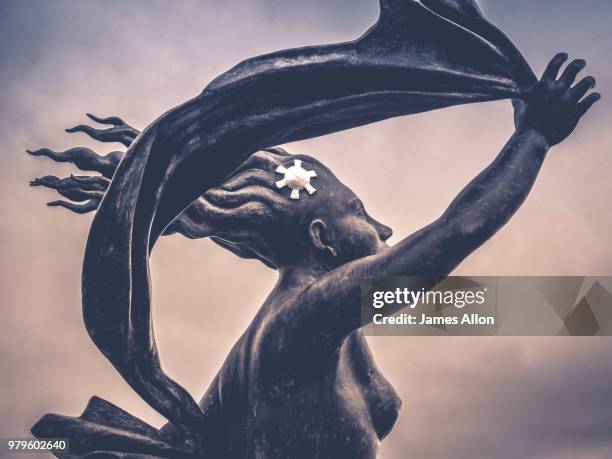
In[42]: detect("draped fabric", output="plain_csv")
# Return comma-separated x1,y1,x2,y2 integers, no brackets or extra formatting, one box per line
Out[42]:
32,397,198,458
34,1,536,456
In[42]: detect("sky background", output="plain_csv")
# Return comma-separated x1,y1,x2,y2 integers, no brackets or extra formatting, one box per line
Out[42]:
1,1,612,458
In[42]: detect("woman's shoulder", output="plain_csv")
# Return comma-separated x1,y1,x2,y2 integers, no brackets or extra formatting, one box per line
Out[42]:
248,291,345,369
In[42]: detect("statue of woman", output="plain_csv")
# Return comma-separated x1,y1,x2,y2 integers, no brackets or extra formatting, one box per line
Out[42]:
29,52,599,458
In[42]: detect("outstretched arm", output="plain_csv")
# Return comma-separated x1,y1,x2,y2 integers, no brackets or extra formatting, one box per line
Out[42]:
298,53,601,342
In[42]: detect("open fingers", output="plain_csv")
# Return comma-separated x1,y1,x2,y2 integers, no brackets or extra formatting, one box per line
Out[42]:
558,59,586,87
542,52,568,83
577,92,602,118
570,76,596,102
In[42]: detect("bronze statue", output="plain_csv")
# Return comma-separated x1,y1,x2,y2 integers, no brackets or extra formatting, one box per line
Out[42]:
27,0,599,457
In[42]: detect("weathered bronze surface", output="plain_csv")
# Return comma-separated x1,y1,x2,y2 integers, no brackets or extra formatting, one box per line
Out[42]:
28,0,599,457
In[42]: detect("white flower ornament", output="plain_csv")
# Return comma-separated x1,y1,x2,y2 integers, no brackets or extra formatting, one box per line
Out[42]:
275,159,317,200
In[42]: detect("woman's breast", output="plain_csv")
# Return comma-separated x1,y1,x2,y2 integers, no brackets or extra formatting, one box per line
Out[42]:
230,329,390,458
223,323,401,457
338,331,402,441
246,370,382,459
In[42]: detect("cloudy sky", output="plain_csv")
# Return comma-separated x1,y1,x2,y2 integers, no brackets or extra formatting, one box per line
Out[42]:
1,1,612,458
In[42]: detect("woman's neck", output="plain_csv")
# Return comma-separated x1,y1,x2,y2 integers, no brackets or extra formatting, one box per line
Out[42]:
277,260,331,291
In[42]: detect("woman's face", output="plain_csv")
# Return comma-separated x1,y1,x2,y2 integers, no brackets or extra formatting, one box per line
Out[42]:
200,150,393,269
315,181,393,263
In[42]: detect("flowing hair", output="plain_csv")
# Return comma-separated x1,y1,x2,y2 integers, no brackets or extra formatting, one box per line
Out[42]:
168,146,323,269
29,118,325,271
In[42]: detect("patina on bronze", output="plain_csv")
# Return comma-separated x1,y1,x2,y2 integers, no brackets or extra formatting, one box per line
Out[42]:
27,0,600,457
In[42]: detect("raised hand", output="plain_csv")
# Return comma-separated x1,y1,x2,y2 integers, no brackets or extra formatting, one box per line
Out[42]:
514,53,601,146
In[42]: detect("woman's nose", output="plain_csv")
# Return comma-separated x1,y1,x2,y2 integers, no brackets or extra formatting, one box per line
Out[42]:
375,221,393,241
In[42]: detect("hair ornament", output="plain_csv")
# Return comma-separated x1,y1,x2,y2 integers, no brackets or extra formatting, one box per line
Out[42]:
275,159,317,200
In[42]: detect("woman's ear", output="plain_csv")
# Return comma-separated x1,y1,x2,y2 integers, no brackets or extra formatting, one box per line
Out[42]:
309,219,328,251
309,219,337,257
